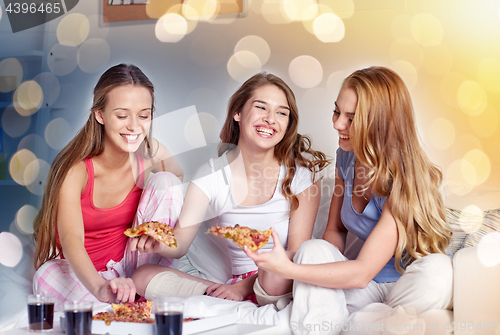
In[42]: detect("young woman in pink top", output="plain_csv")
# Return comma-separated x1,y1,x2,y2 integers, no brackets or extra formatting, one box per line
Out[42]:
33,64,184,310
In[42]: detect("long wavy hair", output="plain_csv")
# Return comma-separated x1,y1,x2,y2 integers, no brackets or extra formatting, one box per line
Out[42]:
219,72,330,212
344,66,452,272
33,64,156,270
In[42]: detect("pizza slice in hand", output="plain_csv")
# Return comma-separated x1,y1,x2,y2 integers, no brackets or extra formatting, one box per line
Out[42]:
124,221,178,250
206,224,272,252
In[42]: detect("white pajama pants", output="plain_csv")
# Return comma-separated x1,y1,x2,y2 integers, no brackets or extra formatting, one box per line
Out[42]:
290,239,453,335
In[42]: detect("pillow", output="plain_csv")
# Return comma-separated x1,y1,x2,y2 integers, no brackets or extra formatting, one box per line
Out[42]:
445,208,483,255
462,209,500,248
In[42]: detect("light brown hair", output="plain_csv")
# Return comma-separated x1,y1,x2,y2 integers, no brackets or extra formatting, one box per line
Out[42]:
344,66,452,272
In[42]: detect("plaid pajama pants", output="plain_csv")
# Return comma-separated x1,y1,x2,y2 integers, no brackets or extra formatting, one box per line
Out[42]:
33,172,184,311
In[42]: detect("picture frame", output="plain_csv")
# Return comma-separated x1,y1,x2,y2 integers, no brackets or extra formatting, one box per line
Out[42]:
103,0,246,23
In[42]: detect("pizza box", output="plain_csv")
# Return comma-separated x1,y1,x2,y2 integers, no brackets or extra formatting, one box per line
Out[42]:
91,311,239,335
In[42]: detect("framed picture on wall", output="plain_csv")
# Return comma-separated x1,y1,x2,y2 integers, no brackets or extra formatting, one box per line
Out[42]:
103,0,246,23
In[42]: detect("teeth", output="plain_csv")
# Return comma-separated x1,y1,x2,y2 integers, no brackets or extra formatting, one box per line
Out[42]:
123,134,140,141
256,127,274,136
339,134,349,139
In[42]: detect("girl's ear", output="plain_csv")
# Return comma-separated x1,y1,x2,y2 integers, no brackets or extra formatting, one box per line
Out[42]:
233,111,241,122
95,110,104,125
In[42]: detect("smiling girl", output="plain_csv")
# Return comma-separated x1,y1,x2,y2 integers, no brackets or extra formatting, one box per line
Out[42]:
246,67,453,333
129,72,329,304
33,64,183,309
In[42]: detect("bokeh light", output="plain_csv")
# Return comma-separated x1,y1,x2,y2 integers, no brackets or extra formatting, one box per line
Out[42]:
185,112,221,146
47,44,78,76
190,33,227,68
87,15,110,40
18,134,48,158
390,38,423,70
26,159,50,196
313,13,345,43
9,149,37,186
477,232,500,267
391,60,418,89
227,51,262,82
458,204,483,234
77,38,111,73
302,4,333,34
422,44,453,76
0,58,23,93
23,158,40,186
1,106,31,138
56,13,90,47
234,35,271,66
146,0,178,18
440,72,467,108
166,5,198,33
451,134,483,159
445,159,473,196
15,205,38,235
182,0,219,21
183,113,207,148
155,13,189,43
33,72,61,107
261,0,292,24
457,80,487,116
462,149,491,186
410,13,443,47
13,81,43,116
477,57,500,93
427,118,455,150
45,118,73,150
326,70,351,96
317,0,354,19
469,105,499,138
0,232,23,267
283,0,318,22
391,15,413,40
289,55,323,88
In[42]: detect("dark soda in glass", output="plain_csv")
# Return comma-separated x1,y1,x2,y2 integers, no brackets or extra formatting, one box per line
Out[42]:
28,302,54,331
65,309,92,335
155,312,183,335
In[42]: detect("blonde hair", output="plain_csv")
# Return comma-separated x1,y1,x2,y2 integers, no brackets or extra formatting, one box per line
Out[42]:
344,66,452,272
33,64,156,270
219,72,330,211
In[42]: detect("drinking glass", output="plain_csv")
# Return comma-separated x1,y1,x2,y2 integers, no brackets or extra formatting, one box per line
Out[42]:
153,297,184,335
27,294,55,332
63,301,92,335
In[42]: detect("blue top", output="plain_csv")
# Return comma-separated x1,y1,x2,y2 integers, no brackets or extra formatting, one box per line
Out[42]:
337,148,402,283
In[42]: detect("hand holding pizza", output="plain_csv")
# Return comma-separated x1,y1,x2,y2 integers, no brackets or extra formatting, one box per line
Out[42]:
244,229,294,279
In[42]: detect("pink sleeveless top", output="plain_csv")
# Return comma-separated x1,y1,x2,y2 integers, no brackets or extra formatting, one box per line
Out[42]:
60,155,145,272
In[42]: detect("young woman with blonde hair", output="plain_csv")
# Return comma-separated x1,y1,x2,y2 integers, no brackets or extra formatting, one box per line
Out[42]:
247,66,453,332
130,72,329,304
33,64,184,309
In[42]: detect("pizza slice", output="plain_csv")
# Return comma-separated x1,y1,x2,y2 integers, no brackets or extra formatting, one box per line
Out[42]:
93,301,154,325
206,224,272,252
124,221,178,250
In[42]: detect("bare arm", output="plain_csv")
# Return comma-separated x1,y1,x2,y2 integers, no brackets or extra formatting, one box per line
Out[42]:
130,182,209,258
246,201,398,289
322,168,348,252
58,163,135,303
149,139,184,181
287,178,322,253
